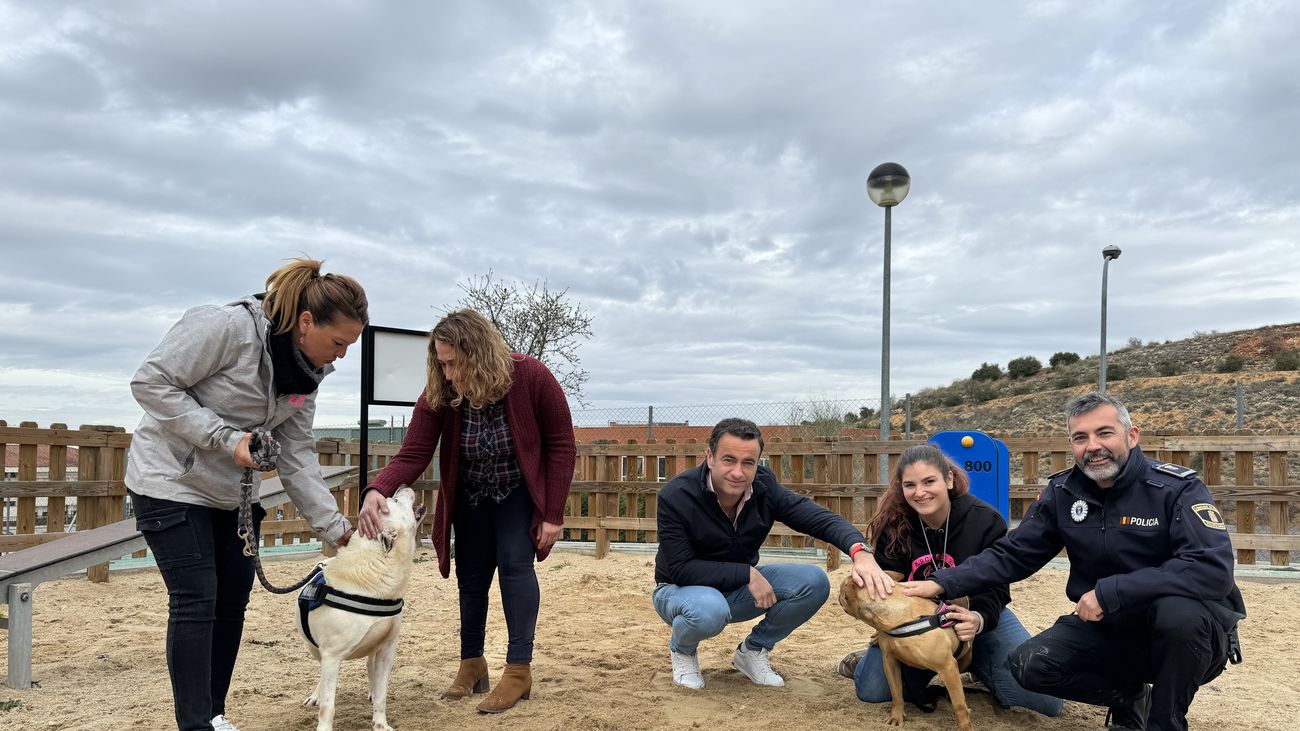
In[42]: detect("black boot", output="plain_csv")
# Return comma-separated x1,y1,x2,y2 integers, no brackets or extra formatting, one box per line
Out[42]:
1105,684,1152,729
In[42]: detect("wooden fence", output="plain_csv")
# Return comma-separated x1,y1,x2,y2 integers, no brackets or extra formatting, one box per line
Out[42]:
566,432,1300,568
0,423,433,582
3,422,1297,579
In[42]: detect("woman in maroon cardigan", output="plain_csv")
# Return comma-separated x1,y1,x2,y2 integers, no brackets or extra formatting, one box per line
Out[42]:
359,308,575,713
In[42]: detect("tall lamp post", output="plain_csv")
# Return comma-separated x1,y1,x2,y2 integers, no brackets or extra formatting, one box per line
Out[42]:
1098,245,1122,394
867,162,910,483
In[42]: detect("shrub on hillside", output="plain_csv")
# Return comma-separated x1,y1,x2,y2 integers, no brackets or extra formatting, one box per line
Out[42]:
1260,333,1290,356
1055,370,1082,389
1157,360,1180,377
1107,363,1128,381
1275,350,1300,371
1049,351,1081,368
965,381,998,403
971,362,1004,381
1216,355,1245,373
1007,356,1043,379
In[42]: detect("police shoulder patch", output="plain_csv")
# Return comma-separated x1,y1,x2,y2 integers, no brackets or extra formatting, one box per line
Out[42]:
1154,462,1197,479
1191,502,1226,531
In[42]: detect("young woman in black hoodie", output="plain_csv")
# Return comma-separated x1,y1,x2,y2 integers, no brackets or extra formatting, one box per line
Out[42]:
839,445,1063,716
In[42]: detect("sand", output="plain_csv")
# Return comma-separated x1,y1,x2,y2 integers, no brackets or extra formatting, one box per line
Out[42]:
1,548,1295,731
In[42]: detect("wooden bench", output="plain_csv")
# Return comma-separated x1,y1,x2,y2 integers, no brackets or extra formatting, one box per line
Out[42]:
0,465,357,689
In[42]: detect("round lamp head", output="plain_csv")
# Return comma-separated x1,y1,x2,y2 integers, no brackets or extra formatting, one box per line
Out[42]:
1102,245,1122,261
867,162,911,207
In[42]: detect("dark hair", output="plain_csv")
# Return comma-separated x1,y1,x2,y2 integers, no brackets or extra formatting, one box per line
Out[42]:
867,444,970,558
708,417,764,455
1065,391,1133,432
263,257,369,335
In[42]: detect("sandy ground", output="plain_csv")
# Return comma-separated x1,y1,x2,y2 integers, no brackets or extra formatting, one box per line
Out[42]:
1,548,1295,731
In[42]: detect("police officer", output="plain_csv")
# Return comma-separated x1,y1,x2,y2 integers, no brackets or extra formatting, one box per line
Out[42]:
902,392,1244,731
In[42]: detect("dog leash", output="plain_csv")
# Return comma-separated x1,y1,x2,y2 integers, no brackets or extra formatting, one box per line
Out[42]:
237,428,322,594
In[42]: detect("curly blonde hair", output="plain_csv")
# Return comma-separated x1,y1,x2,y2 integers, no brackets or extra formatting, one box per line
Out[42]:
424,309,514,409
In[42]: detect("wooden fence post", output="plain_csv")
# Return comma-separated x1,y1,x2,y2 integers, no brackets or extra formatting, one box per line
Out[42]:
644,440,659,543
16,423,38,537
1268,430,1288,566
1020,451,1039,520
1234,443,1255,566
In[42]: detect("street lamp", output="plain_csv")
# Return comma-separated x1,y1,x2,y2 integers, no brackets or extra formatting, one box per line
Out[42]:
867,162,910,483
1098,245,1122,394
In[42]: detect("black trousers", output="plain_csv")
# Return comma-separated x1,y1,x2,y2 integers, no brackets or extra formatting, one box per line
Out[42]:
452,485,540,664
1008,595,1229,731
130,491,265,731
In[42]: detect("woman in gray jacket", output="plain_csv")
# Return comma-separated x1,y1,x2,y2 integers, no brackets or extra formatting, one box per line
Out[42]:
126,258,367,731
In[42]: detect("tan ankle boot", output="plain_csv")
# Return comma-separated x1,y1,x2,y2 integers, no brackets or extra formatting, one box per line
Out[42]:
442,656,489,699
476,663,531,713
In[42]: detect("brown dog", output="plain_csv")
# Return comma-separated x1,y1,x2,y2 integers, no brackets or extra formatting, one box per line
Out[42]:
838,573,974,731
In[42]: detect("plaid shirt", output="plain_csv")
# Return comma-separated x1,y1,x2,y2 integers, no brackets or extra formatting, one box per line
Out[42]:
460,400,524,507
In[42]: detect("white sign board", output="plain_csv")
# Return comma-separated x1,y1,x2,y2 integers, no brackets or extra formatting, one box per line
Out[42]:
370,329,429,404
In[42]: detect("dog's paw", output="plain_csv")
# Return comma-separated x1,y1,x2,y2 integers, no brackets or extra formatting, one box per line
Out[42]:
886,710,905,726
372,722,394,731
303,692,319,707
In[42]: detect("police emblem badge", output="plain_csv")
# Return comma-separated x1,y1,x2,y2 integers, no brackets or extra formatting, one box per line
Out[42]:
1070,499,1089,523
1190,502,1226,530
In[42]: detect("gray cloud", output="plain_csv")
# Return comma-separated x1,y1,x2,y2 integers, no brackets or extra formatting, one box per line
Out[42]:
1,0,1297,430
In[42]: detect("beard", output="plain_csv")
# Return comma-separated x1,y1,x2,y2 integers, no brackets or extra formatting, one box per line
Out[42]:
1080,447,1123,483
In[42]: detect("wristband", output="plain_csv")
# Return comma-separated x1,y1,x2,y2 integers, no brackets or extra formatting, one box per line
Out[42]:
849,542,872,558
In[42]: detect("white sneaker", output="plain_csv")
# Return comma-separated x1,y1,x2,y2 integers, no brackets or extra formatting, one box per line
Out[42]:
670,650,705,690
211,715,241,731
732,642,784,687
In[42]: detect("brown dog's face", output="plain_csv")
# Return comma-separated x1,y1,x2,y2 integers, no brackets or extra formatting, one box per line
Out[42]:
838,573,904,629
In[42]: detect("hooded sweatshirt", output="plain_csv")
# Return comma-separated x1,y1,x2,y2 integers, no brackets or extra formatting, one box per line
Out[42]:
873,491,1011,631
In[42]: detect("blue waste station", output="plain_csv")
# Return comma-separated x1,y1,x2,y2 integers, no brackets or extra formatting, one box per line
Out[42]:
927,430,1010,520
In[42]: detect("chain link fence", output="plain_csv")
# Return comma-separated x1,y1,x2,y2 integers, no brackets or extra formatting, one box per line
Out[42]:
314,397,889,445
569,398,887,444
310,377,1297,444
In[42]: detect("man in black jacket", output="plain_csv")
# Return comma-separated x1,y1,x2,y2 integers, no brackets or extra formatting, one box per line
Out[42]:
653,418,890,690
903,393,1245,730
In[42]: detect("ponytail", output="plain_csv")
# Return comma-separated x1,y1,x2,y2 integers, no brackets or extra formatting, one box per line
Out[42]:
264,257,369,334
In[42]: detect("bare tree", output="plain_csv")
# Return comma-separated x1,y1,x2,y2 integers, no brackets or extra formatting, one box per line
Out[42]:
453,272,594,404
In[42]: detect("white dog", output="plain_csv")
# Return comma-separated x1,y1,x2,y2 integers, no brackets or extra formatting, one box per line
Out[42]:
297,486,425,731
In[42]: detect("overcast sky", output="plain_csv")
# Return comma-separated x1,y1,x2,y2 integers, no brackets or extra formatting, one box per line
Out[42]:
1,1,1297,431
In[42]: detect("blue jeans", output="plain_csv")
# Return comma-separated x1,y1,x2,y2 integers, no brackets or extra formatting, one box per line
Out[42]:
652,563,830,656
130,491,265,731
854,607,1063,717
452,485,540,664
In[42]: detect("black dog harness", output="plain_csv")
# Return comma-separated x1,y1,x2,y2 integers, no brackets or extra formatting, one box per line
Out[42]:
884,600,957,638
882,600,969,658
297,565,404,649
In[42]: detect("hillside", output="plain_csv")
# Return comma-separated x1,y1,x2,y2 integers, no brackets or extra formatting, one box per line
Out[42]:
895,323,1300,434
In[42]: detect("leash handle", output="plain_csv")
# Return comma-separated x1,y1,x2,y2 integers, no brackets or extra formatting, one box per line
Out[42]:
237,450,318,594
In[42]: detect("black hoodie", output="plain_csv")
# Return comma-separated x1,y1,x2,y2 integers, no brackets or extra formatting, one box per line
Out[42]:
873,491,1011,631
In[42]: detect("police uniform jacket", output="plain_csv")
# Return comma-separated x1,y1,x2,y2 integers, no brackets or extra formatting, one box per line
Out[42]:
655,463,866,592
932,446,1245,626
